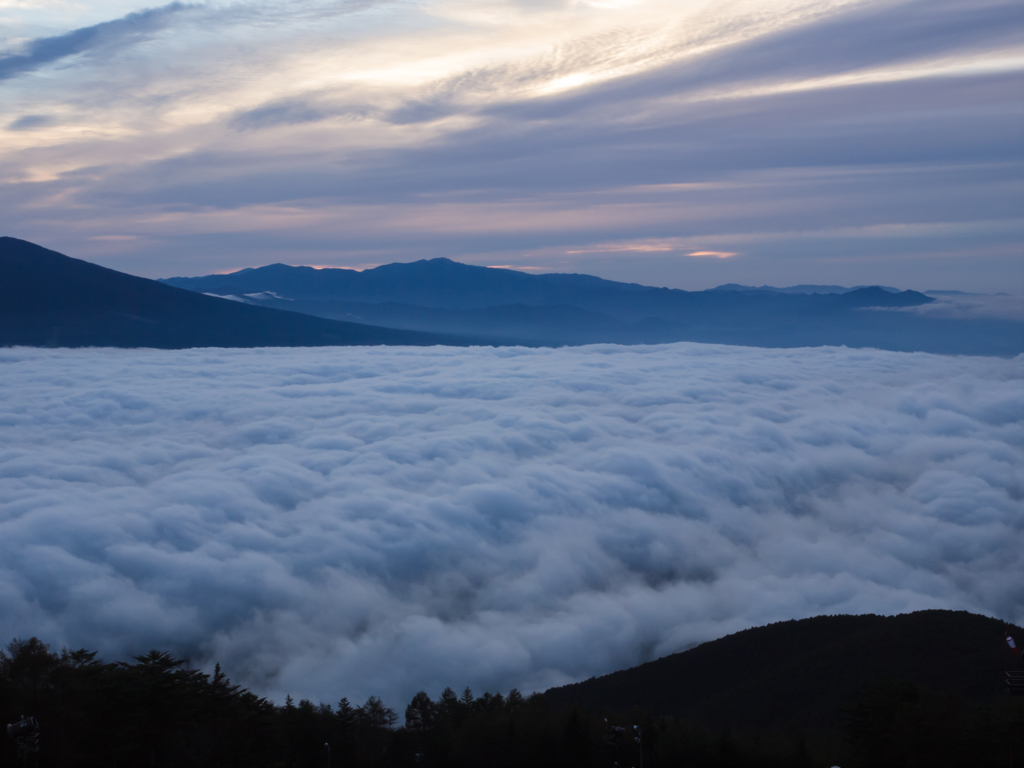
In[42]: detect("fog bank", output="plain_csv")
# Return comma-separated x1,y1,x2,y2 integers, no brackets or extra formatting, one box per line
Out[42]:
1,343,1020,706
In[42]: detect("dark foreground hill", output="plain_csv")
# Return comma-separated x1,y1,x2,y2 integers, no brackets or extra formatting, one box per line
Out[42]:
3,611,1020,768
163,259,1024,355
543,610,1022,730
0,238,464,349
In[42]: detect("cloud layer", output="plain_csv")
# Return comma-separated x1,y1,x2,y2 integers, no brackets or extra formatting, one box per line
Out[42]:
0,0,1020,291
1,343,1021,707
0,2,190,82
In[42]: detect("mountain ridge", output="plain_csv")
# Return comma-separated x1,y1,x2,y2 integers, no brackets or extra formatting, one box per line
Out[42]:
160,258,1024,356
162,259,923,310
163,258,656,309
4,239,1019,354
541,609,1022,730
0,238,470,349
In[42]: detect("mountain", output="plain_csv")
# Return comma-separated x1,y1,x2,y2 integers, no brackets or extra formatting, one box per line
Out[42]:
542,610,1021,730
714,283,902,295
163,258,652,310
163,259,922,313
0,238,466,349
163,259,1024,355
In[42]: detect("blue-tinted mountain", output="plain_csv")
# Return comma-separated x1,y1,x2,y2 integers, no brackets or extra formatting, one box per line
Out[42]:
163,259,1023,355
715,283,902,295
163,258,652,310
0,238,466,349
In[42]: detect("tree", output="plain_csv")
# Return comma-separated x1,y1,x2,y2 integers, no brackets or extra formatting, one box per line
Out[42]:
507,689,524,710
337,697,356,727
360,695,397,730
437,686,462,727
2,637,58,707
405,691,437,731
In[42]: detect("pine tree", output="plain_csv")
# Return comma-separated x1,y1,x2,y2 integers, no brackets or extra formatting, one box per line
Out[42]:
405,691,436,730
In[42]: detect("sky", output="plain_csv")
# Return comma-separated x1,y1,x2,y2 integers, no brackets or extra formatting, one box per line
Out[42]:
0,0,1021,291
1,343,1021,706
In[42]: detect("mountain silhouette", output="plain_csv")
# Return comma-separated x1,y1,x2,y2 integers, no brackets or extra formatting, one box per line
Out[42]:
542,610,1021,730
0,238,466,349
163,258,925,312
163,259,1021,355
6,241,1018,354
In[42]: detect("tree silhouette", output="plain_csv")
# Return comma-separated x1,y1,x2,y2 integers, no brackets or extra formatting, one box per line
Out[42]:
1,613,1018,768
405,691,437,731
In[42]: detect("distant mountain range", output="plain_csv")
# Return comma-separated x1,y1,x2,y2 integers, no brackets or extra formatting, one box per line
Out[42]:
542,610,1021,730
163,259,1023,355
0,238,464,349
714,282,902,295
2,237,1019,353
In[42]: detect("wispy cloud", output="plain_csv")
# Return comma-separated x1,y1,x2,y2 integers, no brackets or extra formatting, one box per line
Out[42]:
0,0,1020,290
0,2,193,82
6,113,55,130
905,292,1024,321
687,250,737,258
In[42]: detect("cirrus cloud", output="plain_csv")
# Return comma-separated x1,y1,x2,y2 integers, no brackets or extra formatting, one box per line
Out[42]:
0,0,1020,291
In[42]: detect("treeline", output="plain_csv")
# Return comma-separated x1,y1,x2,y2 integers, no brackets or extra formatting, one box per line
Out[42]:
1,637,1018,768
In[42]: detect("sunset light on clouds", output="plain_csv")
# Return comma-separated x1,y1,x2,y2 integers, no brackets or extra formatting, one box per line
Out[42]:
1,0,1021,288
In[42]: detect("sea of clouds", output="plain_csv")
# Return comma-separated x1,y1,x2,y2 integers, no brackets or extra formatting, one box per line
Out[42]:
1,343,1021,708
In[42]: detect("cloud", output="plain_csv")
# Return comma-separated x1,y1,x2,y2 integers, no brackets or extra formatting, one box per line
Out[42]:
862,290,1024,321
0,2,192,82
686,251,737,259
6,114,55,130
916,292,1024,321
0,0,1019,289
0,343,1021,709
229,98,375,131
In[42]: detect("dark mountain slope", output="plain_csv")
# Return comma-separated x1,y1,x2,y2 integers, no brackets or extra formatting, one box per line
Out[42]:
0,238,465,349
542,610,1020,730
272,300,634,346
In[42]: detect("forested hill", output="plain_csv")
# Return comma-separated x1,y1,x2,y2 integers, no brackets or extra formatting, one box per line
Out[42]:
543,610,1021,729
2,611,1020,767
